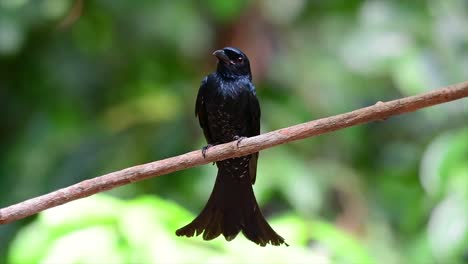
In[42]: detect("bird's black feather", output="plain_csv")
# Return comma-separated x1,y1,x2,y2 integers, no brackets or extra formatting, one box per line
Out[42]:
176,47,287,246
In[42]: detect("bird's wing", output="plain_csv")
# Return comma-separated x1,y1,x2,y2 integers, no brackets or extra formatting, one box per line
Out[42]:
195,77,214,144
247,83,261,184
247,84,261,137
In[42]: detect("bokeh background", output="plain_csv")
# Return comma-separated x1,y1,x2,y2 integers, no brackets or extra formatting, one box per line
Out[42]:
1,0,468,263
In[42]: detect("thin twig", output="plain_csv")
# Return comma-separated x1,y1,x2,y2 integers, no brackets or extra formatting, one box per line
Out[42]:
1,81,468,224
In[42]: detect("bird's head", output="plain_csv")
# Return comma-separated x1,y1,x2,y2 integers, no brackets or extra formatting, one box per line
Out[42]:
213,47,252,79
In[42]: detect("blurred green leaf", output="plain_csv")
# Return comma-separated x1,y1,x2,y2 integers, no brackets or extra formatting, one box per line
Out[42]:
8,195,344,264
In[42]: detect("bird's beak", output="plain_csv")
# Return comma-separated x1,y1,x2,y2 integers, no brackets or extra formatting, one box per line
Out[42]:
212,49,231,64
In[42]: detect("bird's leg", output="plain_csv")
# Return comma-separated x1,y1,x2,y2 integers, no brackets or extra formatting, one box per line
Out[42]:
233,136,247,148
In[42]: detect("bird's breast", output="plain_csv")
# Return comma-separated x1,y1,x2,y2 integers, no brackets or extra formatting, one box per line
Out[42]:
204,91,249,142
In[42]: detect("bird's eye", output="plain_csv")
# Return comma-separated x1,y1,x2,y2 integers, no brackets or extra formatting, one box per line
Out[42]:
237,57,243,62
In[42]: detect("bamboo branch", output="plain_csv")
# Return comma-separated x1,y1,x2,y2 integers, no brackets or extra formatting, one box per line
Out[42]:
1,81,468,224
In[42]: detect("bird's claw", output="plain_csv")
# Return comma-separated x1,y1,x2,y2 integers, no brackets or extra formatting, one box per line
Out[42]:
201,144,213,158
233,136,247,148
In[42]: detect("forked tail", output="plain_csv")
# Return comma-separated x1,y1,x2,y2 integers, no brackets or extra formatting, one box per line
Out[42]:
175,157,287,246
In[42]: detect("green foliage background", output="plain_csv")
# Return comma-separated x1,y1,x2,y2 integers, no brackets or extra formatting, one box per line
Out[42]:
1,0,467,263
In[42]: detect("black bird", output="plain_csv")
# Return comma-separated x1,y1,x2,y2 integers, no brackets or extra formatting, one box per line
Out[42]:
176,47,287,246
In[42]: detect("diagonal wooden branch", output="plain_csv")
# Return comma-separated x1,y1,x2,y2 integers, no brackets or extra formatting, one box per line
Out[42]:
1,81,468,224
